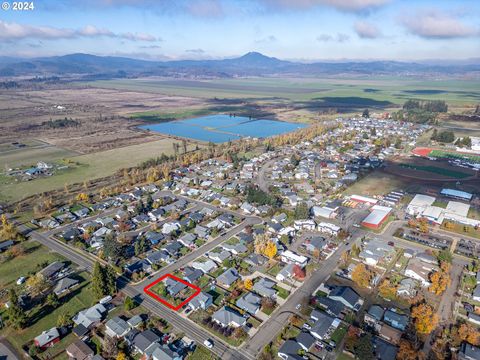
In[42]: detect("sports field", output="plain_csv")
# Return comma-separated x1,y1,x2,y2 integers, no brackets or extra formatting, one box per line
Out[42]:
399,163,471,179
85,77,480,106
412,147,480,164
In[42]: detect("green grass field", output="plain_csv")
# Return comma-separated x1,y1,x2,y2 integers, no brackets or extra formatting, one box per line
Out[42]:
0,145,79,169
399,163,472,179
343,171,410,196
0,138,199,202
0,241,66,288
0,273,94,358
83,77,480,106
429,149,480,164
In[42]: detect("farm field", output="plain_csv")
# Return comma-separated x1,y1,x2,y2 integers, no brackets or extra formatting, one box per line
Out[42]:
0,137,200,203
343,171,412,196
0,144,79,169
85,77,480,106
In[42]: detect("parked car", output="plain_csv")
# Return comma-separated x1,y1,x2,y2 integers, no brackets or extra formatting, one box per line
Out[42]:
16,277,26,285
204,339,214,349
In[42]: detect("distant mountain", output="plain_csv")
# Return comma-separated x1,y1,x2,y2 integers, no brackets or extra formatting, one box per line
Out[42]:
0,52,479,78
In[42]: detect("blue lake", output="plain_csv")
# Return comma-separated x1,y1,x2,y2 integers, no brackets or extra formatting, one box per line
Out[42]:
139,114,307,143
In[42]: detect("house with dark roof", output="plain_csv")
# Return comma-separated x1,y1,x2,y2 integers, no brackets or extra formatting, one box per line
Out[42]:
310,312,339,340
383,309,409,331
277,340,303,360
217,268,239,287
54,277,79,296
0,240,14,252
372,336,398,360
132,330,162,355
295,331,315,352
39,261,65,280
236,292,261,315
459,343,480,360
364,305,385,327
314,297,345,318
328,286,363,310
253,277,277,298
183,267,203,284
162,241,183,256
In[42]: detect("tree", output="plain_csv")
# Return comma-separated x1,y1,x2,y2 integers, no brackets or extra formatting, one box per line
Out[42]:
0,214,20,241
46,293,60,308
92,262,117,300
437,249,452,264
411,303,438,335
396,340,418,360
103,235,123,261
352,263,374,288
6,289,26,329
244,278,253,290
76,192,89,202
379,279,397,301
456,323,480,346
26,274,50,296
264,241,277,259
418,218,429,234
362,109,370,118
355,333,374,360
116,352,127,360
294,202,309,220
57,311,73,327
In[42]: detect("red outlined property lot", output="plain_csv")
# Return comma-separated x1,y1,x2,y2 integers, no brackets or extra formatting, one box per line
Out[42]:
143,273,201,311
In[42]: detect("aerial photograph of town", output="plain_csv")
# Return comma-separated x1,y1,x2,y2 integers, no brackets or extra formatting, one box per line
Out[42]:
0,1,479,360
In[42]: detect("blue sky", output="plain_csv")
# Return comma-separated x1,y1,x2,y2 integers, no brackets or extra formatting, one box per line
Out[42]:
0,0,479,60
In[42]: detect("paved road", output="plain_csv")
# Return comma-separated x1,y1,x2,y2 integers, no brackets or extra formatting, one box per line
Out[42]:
256,157,279,193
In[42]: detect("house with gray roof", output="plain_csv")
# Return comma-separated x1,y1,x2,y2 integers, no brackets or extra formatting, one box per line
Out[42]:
373,336,398,360
310,311,339,340
191,259,217,274
132,330,161,355
459,343,480,360
178,233,197,248
183,267,203,284
39,261,65,280
73,303,107,329
253,278,277,298
54,277,79,296
207,249,231,264
314,297,345,318
212,306,247,328
277,340,303,360
397,278,417,298
188,292,213,311
364,305,385,327
105,316,130,338
221,242,248,255
236,292,261,315
383,309,409,331
296,331,315,352
217,268,239,287
328,286,363,310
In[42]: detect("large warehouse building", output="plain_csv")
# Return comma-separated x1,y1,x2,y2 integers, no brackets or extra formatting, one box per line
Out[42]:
361,205,393,229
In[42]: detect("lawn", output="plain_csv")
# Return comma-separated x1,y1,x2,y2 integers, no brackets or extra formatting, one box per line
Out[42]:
330,323,348,345
1,138,202,203
0,241,66,289
399,163,472,179
274,286,290,300
187,345,219,360
188,310,246,346
0,272,94,357
266,263,282,277
441,222,480,239
0,144,78,169
343,171,409,196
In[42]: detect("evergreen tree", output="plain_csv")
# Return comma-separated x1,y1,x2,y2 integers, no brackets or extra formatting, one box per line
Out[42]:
92,262,106,300
362,108,370,118
6,289,26,329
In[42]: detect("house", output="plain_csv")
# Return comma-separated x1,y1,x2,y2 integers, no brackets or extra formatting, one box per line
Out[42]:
236,292,261,315
178,233,197,248
295,331,315,352
372,336,398,360
124,260,152,275
310,312,339,340
212,306,247,328
34,327,60,349
217,268,239,287
473,286,480,302
74,208,90,218
73,304,107,329
207,249,231,264
314,297,345,318
359,239,395,266
383,309,409,331
459,343,480,360
146,250,170,265
404,258,439,287
66,340,94,360
328,286,363,310
467,312,480,326
132,330,162,355
162,222,180,235
39,261,66,280
105,316,130,338
293,219,316,231
194,225,210,239
244,253,267,267
317,222,341,236
397,278,417,298
281,250,308,267
221,242,248,255
148,209,165,222
364,305,384,327
183,267,203,284
54,277,79,296
162,241,183,256
61,228,81,241
303,236,327,253
151,344,182,360
378,324,402,345
253,278,277,298
276,263,295,282
165,278,187,297
188,292,213,311
277,340,303,360
127,315,144,329
191,260,217,274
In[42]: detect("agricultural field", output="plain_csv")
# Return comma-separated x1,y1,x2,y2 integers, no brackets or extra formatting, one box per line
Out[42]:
0,137,200,203
343,171,412,196
85,77,480,107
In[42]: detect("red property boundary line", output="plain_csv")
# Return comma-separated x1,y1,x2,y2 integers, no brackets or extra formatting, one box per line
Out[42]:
144,273,201,311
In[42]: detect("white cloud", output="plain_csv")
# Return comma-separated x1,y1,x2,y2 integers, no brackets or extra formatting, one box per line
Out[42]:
0,21,159,42
400,10,478,39
354,21,381,38
261,0,389,12
317,33,350,42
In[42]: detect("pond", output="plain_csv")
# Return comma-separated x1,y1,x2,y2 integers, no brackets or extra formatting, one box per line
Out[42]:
139,114,307,143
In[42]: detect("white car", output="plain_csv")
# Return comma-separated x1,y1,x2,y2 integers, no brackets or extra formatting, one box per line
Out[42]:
16,276,26,285
203,339,213,349
295,304,302,310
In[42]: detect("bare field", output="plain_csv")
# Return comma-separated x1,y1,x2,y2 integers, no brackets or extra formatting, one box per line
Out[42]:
0,87,206,153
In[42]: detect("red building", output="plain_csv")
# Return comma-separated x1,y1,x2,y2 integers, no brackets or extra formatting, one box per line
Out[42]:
34,327,60,350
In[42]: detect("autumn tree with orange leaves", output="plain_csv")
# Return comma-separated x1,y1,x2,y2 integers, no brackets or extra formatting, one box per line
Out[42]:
411,303,438,335
352,263,374,288
429,262,451,295
396,340,418,360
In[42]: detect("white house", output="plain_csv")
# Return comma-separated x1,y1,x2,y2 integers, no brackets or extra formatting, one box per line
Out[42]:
281,250,308,267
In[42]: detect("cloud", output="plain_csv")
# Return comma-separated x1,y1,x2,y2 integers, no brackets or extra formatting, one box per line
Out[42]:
317,33,350,42
139,44,162,49
260,0,389,12
186,0,224,18
400,10,478,39
0,21,159,42
354,21,381,38
255,35,277,44
185,48,206,54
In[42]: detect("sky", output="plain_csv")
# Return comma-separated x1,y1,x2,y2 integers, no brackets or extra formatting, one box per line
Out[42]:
0,0,479,61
